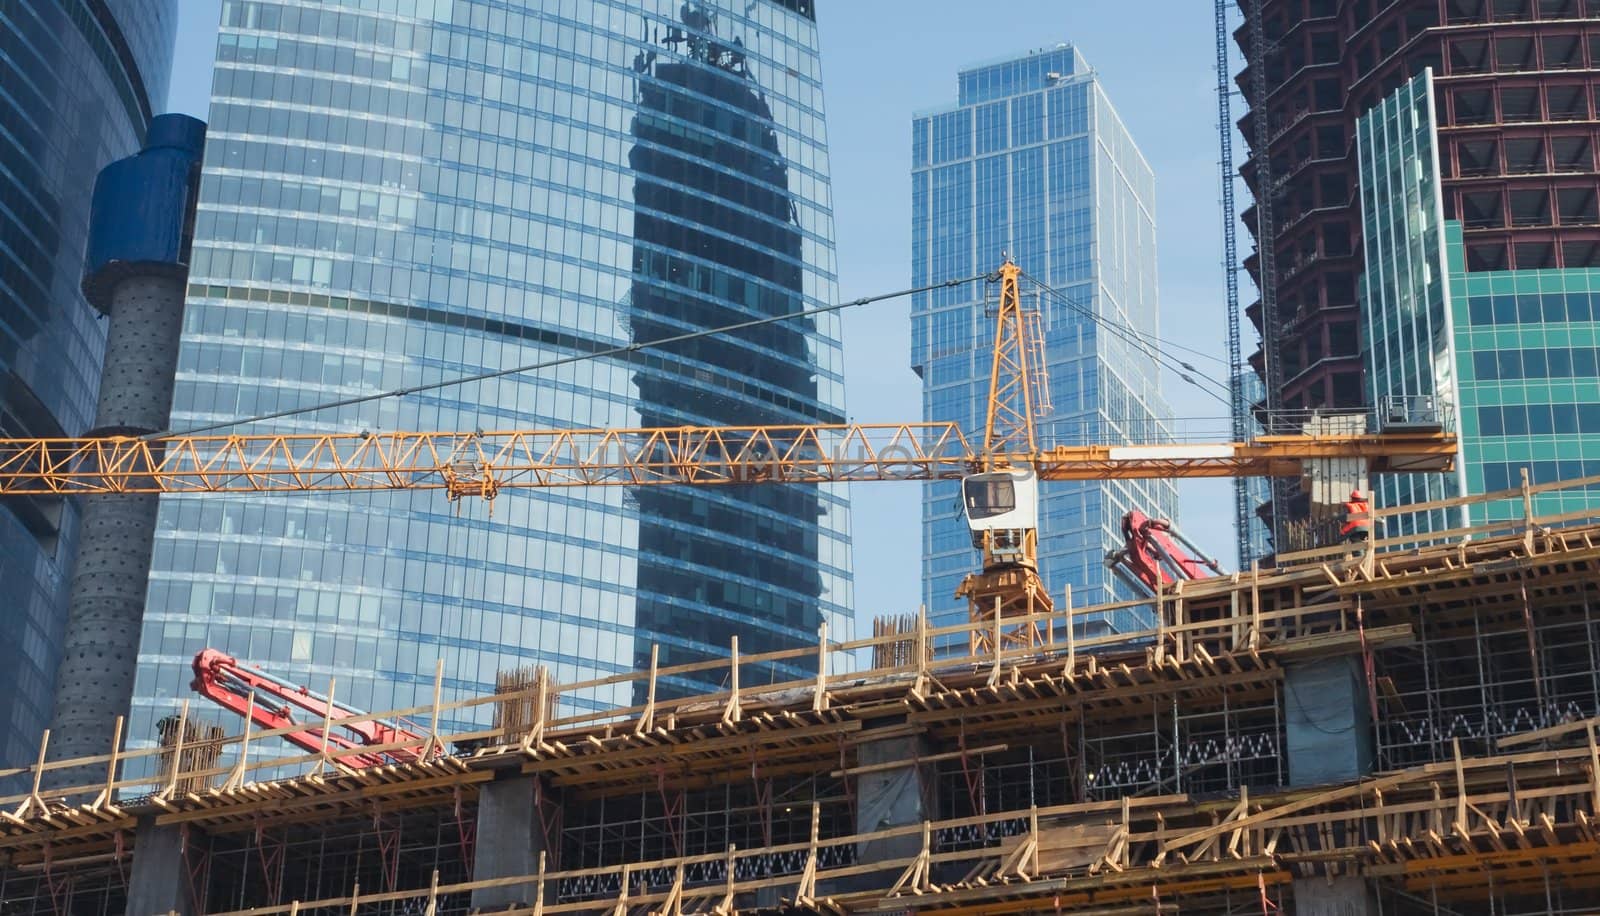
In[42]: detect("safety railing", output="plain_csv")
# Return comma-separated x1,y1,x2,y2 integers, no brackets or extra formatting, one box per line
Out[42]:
2,473,1597,814
197,736,1600,916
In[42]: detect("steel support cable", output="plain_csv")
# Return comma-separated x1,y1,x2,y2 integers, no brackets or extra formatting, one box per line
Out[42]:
149,274,988,441
1015,270,1233,407
1016,269,1229,369
1016,270,1234,395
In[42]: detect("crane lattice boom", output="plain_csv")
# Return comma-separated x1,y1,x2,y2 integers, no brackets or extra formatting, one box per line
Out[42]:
0,423,1457,498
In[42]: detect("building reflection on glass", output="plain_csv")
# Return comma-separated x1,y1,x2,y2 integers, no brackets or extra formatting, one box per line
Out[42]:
628,5,827,695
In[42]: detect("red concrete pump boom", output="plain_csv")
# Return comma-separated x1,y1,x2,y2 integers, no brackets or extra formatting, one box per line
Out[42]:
1107,510,1224,593
190,649,425,767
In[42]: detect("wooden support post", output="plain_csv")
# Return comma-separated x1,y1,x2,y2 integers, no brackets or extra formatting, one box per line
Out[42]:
316,681,337,775
1154,582,1167,666
1063,584,1075,677
1173,580,1188,662
636,644,658,735
915,605,929,687
717,844,737,915
1230,581,1243,651
1521,467,1536,555
1226,786,1249,858
889,822,932,894
347,882,360,916
223,693,254,792
425,659,444,759
1121,795,1133,867
988,596,1004,687
611,864,631,916
1028,803,1041,876
92,717,124,809
424,869,439,916
1249,561,1261,650
1024,586,1037,651
524,667,550,752
1453,738,1467,831
722,636,742,726
663,862,685,916
533,850,547,916
20,728,50,817
813,620,829,713
796,802,820,902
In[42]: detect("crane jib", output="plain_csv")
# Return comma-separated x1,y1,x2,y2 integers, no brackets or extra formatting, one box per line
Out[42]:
0,426,1458,495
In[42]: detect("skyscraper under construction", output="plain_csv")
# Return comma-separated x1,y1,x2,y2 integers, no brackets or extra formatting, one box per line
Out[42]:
1235,0,1600,544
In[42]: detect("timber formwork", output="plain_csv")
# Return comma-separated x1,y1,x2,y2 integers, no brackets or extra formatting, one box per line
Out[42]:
4,476,1600,915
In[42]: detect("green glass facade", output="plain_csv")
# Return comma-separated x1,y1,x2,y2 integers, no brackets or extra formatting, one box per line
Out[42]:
1451,231,1600,523
1359,70,1600,532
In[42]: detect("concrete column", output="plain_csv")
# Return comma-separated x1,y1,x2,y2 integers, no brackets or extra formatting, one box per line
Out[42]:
92,274,187,434
1292,875,1376,916
126,816,196,916
1284,656,1373,787
472,773,550,910
45,113,204,785
47,273,186,778
854,733,938,861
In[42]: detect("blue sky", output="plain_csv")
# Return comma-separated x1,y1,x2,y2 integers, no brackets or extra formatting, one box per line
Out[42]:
166,1,1243,625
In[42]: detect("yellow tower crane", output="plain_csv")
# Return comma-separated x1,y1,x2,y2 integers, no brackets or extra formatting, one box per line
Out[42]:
0,261,1457,640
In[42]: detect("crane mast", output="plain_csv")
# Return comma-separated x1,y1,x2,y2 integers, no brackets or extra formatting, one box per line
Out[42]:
956,261,1055,652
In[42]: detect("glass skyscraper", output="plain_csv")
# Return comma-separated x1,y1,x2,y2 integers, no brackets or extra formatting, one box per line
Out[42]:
0,1,177,769
1360,71,1600,532
128,0,850,745
910,46,1179,634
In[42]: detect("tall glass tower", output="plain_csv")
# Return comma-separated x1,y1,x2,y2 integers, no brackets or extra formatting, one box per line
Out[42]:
0,0,178,769
128,0,850,744
911,46,1178,635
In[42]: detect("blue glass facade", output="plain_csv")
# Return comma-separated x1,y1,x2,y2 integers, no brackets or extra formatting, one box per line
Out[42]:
0,1,177,769
911,47,1179,634
1234,371,1273,564
127,0,850,745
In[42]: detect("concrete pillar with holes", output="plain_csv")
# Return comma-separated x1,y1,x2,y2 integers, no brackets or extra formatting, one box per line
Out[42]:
44,116,206,784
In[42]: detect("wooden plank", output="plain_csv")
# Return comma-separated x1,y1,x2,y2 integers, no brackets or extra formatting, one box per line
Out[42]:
830,744,1007,778
1159,770,1418,856
1496,714,1600,750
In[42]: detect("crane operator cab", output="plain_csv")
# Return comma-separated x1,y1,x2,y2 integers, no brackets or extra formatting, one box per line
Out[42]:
961,467,1039,568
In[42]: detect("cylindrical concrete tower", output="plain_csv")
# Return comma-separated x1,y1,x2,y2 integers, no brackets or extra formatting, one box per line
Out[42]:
46,115,206,779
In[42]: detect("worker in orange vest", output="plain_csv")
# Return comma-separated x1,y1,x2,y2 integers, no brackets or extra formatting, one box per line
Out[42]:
1341,489,1372,543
